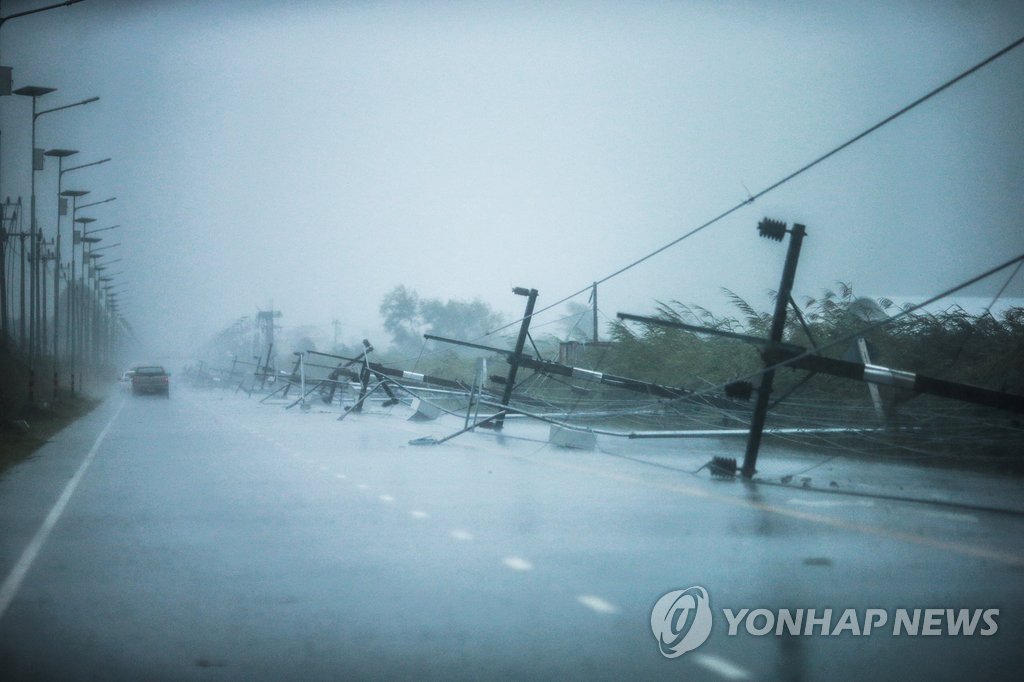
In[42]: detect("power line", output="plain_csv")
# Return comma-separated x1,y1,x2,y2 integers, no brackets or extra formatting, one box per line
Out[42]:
677,251,1024,403
484,33,1024,339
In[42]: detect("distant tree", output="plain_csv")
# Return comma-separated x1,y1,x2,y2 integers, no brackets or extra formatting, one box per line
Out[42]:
379,285,504,354
419,297,504,340
603,282,1024,404
379,285,421,351
558,302,593,342
200,316,256,367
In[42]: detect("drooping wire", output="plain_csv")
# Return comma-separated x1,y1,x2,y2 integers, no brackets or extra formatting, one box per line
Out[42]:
389,33,1024,403
482,33,1024,340
674,252,1024,404
941,258,1023,373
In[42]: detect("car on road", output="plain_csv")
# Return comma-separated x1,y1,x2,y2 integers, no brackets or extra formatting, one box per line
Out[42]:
130,366,170,397
118,369,136,392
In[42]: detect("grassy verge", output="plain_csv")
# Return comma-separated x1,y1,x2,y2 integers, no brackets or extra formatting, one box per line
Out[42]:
0,345,105,475
0,393,102,475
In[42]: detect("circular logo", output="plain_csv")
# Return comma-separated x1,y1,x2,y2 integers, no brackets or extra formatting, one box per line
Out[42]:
651,586,713,658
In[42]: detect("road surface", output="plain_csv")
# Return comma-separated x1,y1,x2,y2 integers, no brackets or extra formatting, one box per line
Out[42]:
1,387,1022,680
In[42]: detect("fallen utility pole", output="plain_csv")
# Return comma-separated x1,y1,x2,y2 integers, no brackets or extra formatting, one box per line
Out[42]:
490,287,538,430
618,217,806,479
621,218,806,478
764,346,1024,414
424,333,738,407
617,315,1024,415
741,220,806,478
307,341,398,412
619,217,1024,479
305,349,467,391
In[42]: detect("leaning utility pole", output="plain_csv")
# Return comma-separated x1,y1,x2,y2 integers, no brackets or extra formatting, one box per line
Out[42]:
491,287,538,431
591,282,599,343
741,219,806,479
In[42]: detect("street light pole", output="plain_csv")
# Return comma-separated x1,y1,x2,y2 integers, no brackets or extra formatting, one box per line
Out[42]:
75,216,97,369
0,0,86,218
65,187,112,384
61,190,86,388
32,110,104,362
43,148,76,394
12,85,53,372
12,87,98,382
0,197,20,350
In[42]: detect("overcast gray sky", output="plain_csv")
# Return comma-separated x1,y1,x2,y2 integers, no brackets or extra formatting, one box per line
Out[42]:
2,0,1022,359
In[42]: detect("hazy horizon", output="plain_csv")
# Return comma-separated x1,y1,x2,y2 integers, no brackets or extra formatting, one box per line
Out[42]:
1,0,1022,361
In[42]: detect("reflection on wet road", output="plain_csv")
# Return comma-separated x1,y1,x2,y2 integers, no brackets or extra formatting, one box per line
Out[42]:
1,388,1022,680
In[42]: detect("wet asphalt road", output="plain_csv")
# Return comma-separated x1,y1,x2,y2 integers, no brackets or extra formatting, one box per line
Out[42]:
1,387,1023,680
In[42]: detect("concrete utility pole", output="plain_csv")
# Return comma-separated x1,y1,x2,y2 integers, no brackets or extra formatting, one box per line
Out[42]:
492,287,538,431
741,219,806,479
12,86,98,377
0,197,21,349
12,85,54,366
42,147,77,390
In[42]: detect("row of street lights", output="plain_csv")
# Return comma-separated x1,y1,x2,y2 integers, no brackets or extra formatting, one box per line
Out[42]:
0,0,128,400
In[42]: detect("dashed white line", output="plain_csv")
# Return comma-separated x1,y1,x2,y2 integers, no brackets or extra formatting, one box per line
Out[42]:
319,466,329,472
379,494,395,503
577,595,618,614
356,483,370,490
692,653,751,680
502,556,533,571
921,510,979,524
787,498,873,509
335,473,347,480
449,529,474,541
410,510,429,519
0,402,124,620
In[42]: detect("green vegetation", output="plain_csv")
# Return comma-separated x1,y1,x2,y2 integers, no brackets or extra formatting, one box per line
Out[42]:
601,284,1024,400
380,285,506,354
0,347,101,474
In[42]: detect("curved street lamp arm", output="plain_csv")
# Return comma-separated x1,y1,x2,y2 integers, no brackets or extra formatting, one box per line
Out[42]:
61,158,112,176
35,96,99,119
0,0,85,28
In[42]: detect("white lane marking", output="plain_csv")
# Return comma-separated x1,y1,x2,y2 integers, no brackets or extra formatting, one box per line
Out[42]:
577,595,618,614
787,498,874,509
319,466,328,472
356,483,369,490
920,510,979,524
449,529,473,541
410,510,429,519
692,653,751,680
502,556,533,571
379,495,395,503
0,401,125,621
335,473,347,480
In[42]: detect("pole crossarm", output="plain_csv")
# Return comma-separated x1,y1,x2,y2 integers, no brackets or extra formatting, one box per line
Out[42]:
616,313,1024,413
763,346,1024,414
304,349,468,391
